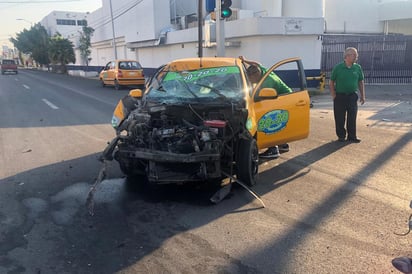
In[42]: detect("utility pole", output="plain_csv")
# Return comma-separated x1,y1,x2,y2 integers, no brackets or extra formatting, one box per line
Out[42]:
198,0,203,57
109,0,117,59
215,0,225,56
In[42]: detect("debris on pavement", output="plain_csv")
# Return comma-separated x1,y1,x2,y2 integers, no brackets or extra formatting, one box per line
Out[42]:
86,160,108,216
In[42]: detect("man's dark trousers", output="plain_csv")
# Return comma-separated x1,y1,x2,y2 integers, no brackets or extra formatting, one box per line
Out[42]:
333,93,358,139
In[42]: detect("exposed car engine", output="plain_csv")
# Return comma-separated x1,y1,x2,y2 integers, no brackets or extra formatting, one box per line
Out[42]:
113,102,249,184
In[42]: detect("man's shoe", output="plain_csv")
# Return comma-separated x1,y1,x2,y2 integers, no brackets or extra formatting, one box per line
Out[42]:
279,144,289,153
348,138,361,143
338,137,346,142
259,146,280,159
392,257,412,274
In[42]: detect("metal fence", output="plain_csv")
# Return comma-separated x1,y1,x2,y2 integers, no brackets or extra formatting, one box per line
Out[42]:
321,34,412,84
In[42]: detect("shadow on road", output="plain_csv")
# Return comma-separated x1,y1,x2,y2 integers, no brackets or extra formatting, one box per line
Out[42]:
1,80,412,272
1,130,411,273
250,131,412,272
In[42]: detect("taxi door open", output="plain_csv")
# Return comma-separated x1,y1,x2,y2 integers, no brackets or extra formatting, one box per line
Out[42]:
101,61,115,84
250,57,310,150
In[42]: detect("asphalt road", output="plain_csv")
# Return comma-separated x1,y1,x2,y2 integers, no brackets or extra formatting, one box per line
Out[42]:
0,69,411,274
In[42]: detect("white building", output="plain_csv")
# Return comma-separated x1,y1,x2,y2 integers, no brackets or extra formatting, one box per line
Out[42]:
42,0,410,71
40,11,90,64
88,0,325,71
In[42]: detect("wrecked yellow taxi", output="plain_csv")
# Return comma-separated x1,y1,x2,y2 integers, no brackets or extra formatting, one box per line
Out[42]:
102,57,310,187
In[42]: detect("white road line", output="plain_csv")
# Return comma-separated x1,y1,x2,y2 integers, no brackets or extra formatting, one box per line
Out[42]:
42,99,59,110
23,84,30,89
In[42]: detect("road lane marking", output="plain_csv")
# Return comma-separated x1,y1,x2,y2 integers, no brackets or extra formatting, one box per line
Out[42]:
23,84,30,90
42,99,59,110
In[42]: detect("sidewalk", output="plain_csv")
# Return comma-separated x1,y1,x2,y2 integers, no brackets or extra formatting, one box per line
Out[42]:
310,84,412,131
309,84,412,98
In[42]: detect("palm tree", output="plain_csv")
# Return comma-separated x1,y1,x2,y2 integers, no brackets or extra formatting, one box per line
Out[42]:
48,33,76,73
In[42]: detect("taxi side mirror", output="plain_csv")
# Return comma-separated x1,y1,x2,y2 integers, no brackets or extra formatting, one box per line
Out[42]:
255,88,278,102
129,89,143,98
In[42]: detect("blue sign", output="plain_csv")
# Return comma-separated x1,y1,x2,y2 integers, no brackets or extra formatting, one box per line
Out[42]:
206,0,215,12
258,110,289,134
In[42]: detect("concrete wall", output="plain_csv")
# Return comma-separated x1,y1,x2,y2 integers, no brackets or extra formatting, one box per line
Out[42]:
282,0,324,17
387,19,412,35
324,0,383,33
379,1,412,20
240,0,283,17
134,16,323,71
324,0,412,34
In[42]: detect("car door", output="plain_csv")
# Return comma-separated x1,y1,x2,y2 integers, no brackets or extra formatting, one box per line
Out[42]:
107,61,116,83
101,62,112,84
250,57,310,149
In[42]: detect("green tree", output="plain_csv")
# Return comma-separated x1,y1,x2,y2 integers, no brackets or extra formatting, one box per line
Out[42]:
10,23,50,66
48,33,76,73
78,26,94,66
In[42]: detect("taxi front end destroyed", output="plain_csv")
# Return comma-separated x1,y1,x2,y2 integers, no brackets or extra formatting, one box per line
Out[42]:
90,56,310,210
104,97,250,184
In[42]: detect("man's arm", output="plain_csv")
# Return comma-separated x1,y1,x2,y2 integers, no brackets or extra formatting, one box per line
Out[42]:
329,80,336,99
239,56,261,67
358,80,365,105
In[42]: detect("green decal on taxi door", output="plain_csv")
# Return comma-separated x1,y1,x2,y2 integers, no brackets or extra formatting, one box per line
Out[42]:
258,110,289,134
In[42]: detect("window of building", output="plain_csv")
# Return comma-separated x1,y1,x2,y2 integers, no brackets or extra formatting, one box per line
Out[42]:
77,20,87,26
56,19,76,26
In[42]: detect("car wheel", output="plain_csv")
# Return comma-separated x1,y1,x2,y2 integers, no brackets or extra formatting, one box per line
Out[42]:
114,79,121,90
237,138,259,186
101,79,106,87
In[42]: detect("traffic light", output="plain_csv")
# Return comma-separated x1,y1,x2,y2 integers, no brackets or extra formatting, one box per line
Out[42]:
205,0,232,20
221,0,232,19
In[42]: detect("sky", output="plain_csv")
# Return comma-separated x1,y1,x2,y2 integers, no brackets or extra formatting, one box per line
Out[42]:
0,0,102,47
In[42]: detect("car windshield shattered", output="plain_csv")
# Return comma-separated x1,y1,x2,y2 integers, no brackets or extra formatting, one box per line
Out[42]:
146,66,244,103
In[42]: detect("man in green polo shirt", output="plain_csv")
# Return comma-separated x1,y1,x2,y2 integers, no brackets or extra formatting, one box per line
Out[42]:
329,47,366,143
240,56,292,158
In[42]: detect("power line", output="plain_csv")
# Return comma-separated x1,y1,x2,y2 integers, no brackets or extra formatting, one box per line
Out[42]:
89,0,144,31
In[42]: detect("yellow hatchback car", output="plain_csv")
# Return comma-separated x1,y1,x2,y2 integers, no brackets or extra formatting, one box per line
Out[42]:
102,57,310,187
99,59,145,90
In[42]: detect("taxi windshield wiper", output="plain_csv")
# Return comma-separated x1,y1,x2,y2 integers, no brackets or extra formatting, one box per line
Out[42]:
177,79,199,99
194,83,228,100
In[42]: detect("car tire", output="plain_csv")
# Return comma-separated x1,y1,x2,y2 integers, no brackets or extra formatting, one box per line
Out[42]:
114,79,121,90
237,138,259,186
101,79,106,87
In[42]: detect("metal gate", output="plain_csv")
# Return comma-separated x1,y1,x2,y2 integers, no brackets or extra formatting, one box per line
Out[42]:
321,34,412,84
